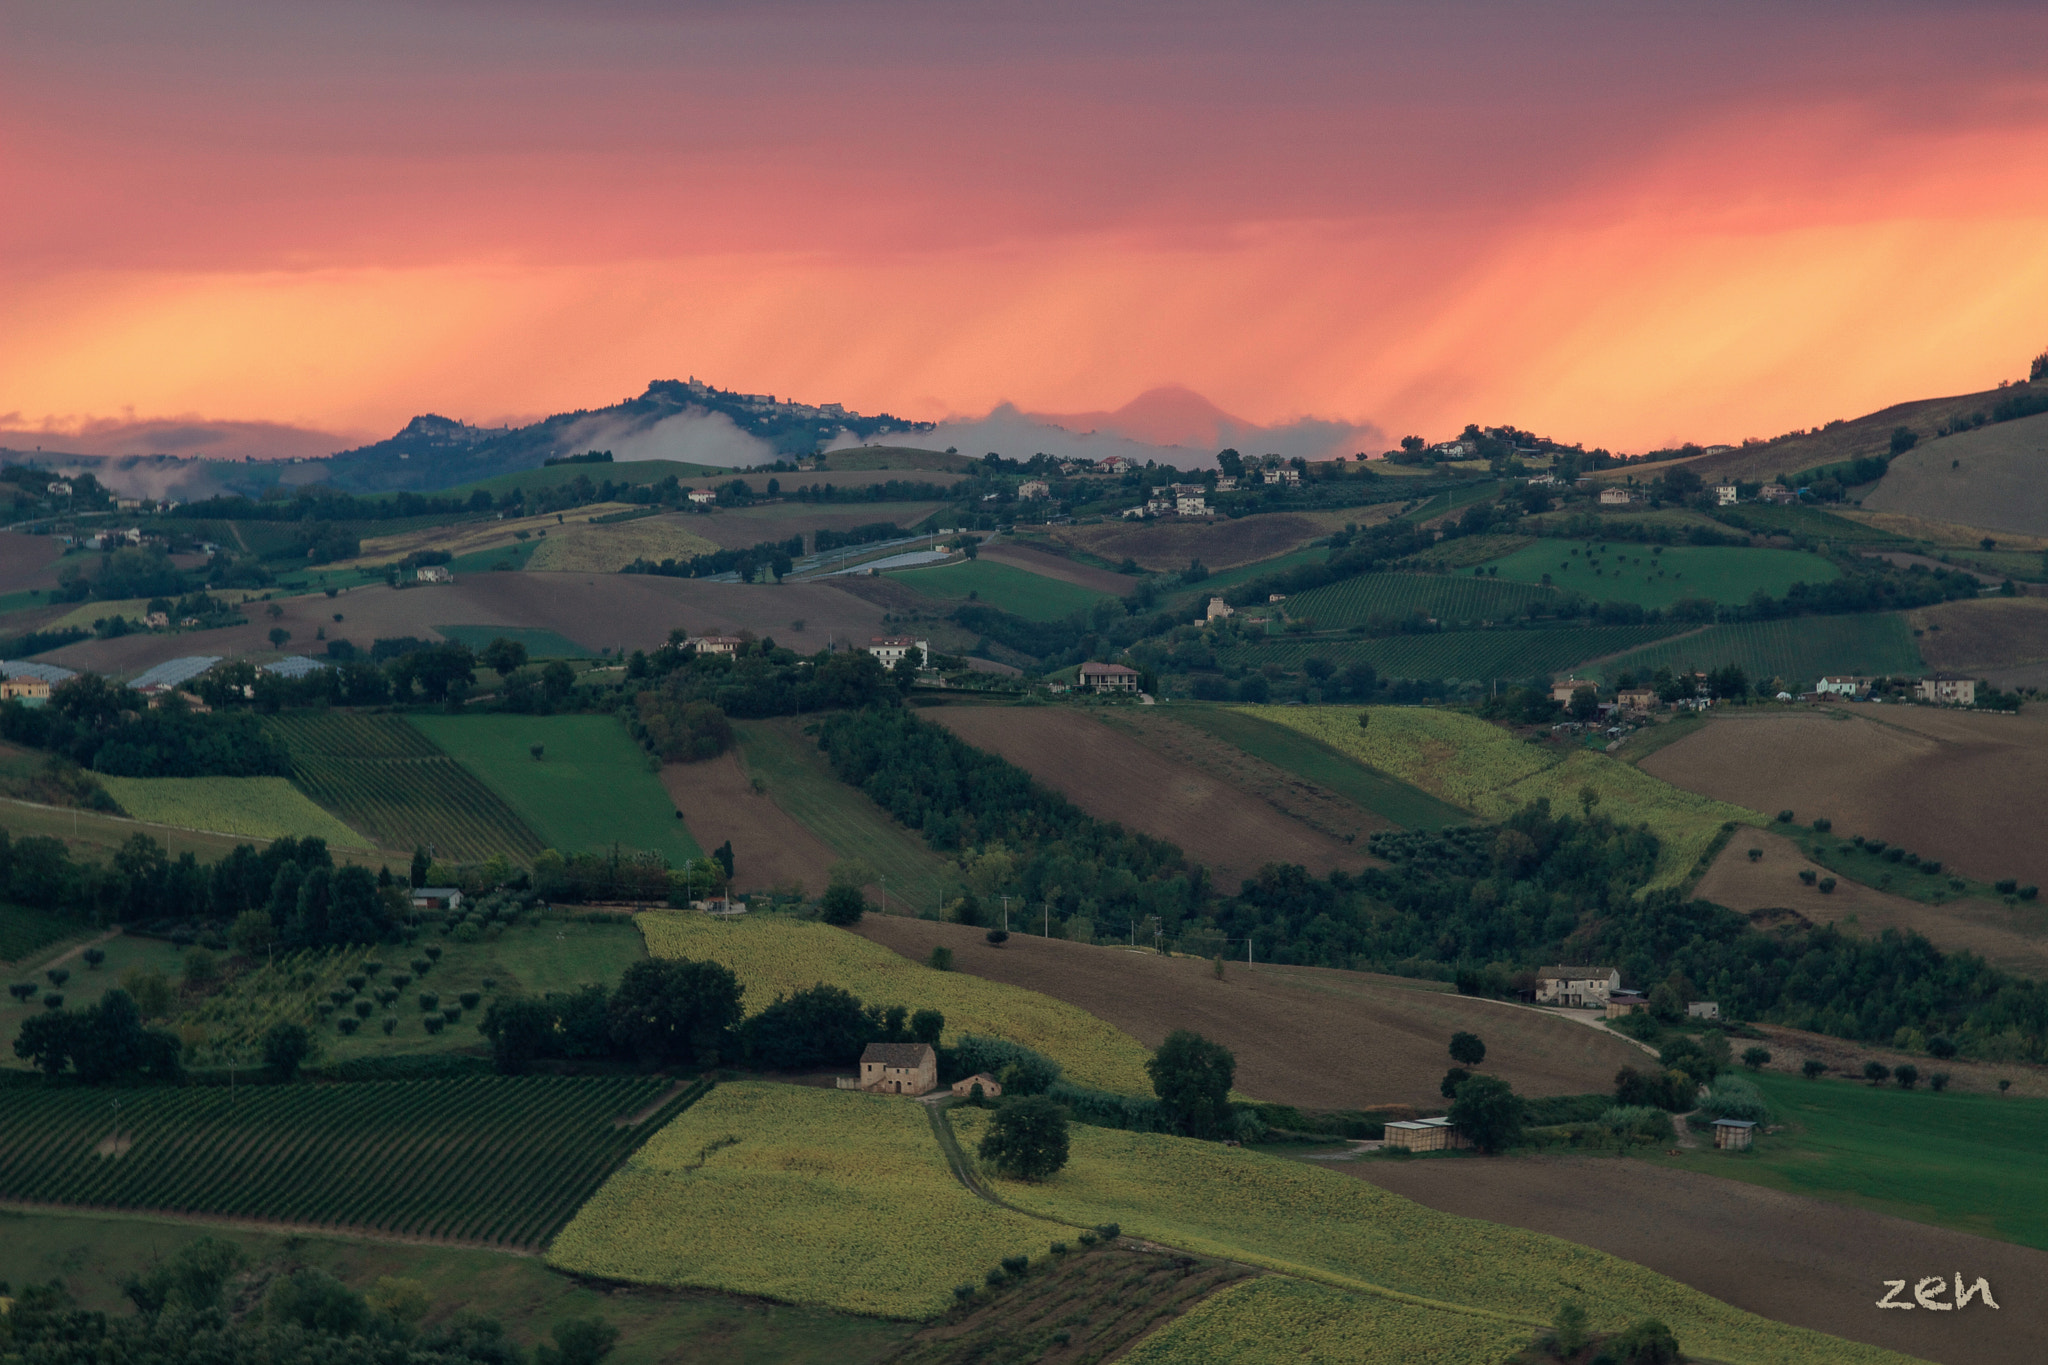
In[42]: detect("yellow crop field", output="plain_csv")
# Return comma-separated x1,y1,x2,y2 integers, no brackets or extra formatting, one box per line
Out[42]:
546,1081,1046,1317
98,776,372,849
525,512,719,573
1240,706,1758,886
948,1110,1913,1365
637,913,1154,1094
1123,1277,1528,1365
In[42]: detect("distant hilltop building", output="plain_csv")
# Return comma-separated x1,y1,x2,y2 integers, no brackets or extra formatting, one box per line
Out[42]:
864,636,929,668
1205,597,1234,622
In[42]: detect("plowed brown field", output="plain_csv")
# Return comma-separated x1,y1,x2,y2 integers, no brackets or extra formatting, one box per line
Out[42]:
1343,1154,2046,1365
928,704,1372,889
853,915,1644,1108
0,533,65,592
1696,828,2048,978
659,751,840,898
1910,594,2048,676
1642,708,2048,889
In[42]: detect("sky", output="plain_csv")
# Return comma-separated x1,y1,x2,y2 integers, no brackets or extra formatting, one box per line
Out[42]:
5,0,2048,460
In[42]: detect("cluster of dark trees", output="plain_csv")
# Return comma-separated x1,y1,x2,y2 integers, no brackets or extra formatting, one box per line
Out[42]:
785,480,955,504
0,677,292,778
632,691,734,762
13,987,184,1082
627,637,899,719
0,1238,614,1364
622,533,804,582
819,706,1199,926
813,520,906,552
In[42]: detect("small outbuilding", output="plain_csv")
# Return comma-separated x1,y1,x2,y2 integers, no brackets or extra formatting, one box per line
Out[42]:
1687,1001,1721,1021
1713,1118,1756,1151
1382,1117,1471,1152
410,887,463,911
950,1072,1002,1099
1605,990,1650,1019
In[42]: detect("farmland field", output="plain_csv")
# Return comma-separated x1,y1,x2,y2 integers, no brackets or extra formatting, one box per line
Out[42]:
1725,504,1903,543
1862,408,2048,538
1909,595,2048,676
1167,546,1329,599
733,719,961,914
1223,623,1689,682
1587,615,1923,689
1245,706,1759,883
639,913,1155,1094
1481,540,1841,609
524,512,721,573
1122,1277,1527,1365
1158,705,1469,828
854,916,1645,1108
889,557,1110,621
1640,707,2048,889
947,1108,1916,1365
1284,571,1557,627
436,623,595,657
928,705,1374,889
0,1076,693,1249
409,713,703,863
1349,1150,2048,1365
1050,512,1334,572
268,713,544,863
548,1081,1049,1318
0,904,85,964
95,775,372,849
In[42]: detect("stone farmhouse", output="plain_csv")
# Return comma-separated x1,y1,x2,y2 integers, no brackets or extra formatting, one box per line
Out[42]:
1535,965,1620,1007
1205,597,1235,622
1917,674,1977,706
851,1042,937,1095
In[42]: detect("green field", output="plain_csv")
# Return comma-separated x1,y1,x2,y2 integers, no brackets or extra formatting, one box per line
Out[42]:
0,1076,693,1248
1162,705,1469,828
1587,614,1923,688
1174,546,1330,598
1125,1277,1527,1365
2,935,188,1068
1224,623,1690,682
0,1207,908,1365
95,775,372,849
409,713,702,863
890,557,1111,621
1482,540,1841,610
735,720,960,914
435,623,593,657
0,904,86,964
269,713,545,862
1651,1071,2048,1251
446,536,542,575
1286,571,1557,628
1398,479,1501,524
1723,504,1902,544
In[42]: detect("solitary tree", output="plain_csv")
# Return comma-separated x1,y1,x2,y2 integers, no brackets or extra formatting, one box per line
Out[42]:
1447,1074,1524,1153
263,1020,313,1082
977,1095,1071,1181
1741,1046,1772,1071
1801,1058,1827,1080
1894,1063,1919,1090
1448,1031,1486,1067
1147,1030,1236,1138
1863,1061,1891,1086
821,883,867,926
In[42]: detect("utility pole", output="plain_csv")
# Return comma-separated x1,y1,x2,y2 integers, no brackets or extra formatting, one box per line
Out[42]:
1000,895,1009,932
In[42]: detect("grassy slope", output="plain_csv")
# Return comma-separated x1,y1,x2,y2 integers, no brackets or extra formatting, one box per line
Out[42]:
0,1207,907,1365
890,557,1111,621
1165,704,1469,829
1284,571,1557,627
638,913,1154,1094
735,719,960,914
1243,706,1760,884
1225,624,1692,683
408,713,702,863
1585,615,1924,689
1482,541,1841,609
1647,1071,2048,1251
95,775,372,850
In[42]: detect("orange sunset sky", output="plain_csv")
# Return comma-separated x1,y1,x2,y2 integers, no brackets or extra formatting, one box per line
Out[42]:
5,0,2048,457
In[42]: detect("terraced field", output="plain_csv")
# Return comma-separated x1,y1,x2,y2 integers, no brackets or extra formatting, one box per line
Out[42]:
1588,614,1923,688
1225,623,1688,682
1284,571,1557,627
268,713,544,862
0,1075,695,1249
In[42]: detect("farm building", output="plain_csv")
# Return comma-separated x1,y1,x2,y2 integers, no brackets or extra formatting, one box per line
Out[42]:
1605,990,1650,1019
1712,483,1739,505
1383,1117,1471,1152
864,636,930,668
0,676,50,703
1759,483,1796,504
1205,597,1235,621
1916,673,1977,706
1687,1001,1721,1020
415,565,454,583
1598,487,1637,506
1816,675,1871,698
851,1042,937,1096
1079,661,1140,692
1175,492,1208,515
693,636,743,655
1550,678,1595,704
1713,1119,1756,1151
1535,965,1620,1007
1616,687,1657,712
950,1072,1002,1099
687,489,717,504
1017,479,1050,499
411,887,464,911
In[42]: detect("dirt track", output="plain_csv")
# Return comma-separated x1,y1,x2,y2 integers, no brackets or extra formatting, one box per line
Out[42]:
854,916,1644,1108
1643,708,2048,890
1341,1153,2047,1365
928,704,1372,890
660,751,841,898
1695,829,2048,979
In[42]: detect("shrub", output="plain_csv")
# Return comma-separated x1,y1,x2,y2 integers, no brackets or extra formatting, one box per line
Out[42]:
2022,886,2040,900
382,1018,396,1035
46,967,69,988
423,1016,445,1035
1818,877,1836,893
481,976,497,990
7,982,34,1002
985,929,1009,947
1078,1231,1098,1247
1894,1063,1919,1090
1928,1035,1957,1059
1775,809,1794,823
1049,1241,1068,1256
419,993,440,1012
1798,869,1817,886
1695,1075,1771,1125
984,1267,1005,1288
1996,878,2017,895
1922,859,1942,875
424,945,442,962
1741,1046,1771,1070
354,1000,373,1019
1000,1254,1029,1277
952,1283,976,1304
1095,1223,1120,1240
337,1017,360,1035
1811,817,1831,832
443,1006,463,1023
459,991,481,1009
927,946,953,971
1746,848,1762,862
1599,1106,1671,1144
44,993,64,1010
83,948,106,970
1863,1061,1890,1085
363,960,383,975
411,959,432,976
1609,1318,1681,1365
392,973,413,990
346,974,367,992
1929,1072,1950,1092
1802,1059,1826,1079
